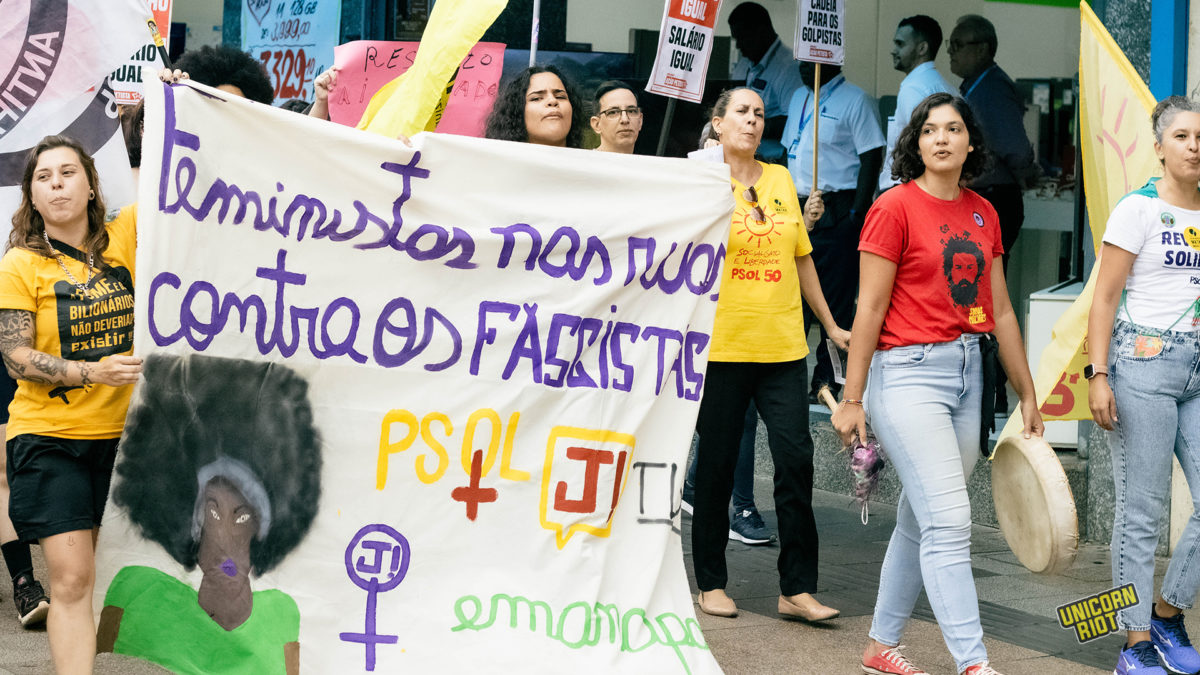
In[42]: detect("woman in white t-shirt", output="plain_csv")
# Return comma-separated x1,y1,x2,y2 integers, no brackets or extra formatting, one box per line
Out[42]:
1088,95,1200,675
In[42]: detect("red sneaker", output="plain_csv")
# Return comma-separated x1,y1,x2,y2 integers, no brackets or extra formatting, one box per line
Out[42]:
862,646,928,675
961,664,1003,675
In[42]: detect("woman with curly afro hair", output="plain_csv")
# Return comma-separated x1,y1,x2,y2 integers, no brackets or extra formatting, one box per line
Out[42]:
97,353,321,675
484,65,585,148
173,45,275,105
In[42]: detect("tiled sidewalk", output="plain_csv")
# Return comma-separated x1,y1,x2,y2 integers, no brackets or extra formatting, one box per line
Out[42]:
683,483,1162,674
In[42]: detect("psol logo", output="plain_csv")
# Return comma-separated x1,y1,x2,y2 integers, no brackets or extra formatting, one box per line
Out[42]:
1161,212,1177,228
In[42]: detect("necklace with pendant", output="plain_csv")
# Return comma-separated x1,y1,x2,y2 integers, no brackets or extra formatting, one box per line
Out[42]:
42,230,94,297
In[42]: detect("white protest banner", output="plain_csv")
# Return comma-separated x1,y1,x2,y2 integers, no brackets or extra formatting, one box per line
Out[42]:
0,0,151,239
110,0,173,106
241,0,340,103
794,0,845,65
93,73,733,674
646,0,722,103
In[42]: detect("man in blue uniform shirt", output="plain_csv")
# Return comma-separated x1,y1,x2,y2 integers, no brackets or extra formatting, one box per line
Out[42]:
879,15,954,193
950,14,1036,264
729,2,804,162
783,61,884,401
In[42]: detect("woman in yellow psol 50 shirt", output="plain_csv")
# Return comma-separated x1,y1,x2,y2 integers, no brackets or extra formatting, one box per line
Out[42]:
691,87,849,622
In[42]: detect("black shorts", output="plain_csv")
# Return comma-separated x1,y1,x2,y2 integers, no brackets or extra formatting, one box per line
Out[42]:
6,434,119,542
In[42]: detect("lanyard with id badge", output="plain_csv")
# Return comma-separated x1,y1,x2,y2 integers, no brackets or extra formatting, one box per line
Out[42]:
1120,291,1200,357
787,77,844,162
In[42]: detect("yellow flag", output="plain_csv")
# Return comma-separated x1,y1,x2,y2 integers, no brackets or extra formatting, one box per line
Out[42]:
357,0,509,138
1078,1,1159,250
1001,1,1158,436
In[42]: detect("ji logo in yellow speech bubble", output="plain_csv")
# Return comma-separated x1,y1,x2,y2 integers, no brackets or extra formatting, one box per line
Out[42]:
539,426,636,549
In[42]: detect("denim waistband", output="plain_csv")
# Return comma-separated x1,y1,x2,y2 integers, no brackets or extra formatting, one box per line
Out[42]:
1114,318,1200,341
881,334,982,351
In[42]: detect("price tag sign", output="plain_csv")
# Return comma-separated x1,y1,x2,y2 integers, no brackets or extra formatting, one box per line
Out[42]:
241,0,341,103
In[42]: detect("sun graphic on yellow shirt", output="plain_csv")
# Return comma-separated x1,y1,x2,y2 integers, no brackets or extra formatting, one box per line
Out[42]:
736,211,781,248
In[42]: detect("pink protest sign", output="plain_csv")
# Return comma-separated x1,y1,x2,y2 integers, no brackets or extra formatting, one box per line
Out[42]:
328,40,505,137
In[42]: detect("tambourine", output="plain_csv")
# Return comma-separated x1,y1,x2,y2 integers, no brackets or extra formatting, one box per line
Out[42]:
991,434,1079,575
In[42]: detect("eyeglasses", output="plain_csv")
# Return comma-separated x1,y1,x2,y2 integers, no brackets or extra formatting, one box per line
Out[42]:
741,186,766,224
947,39,983,54
599,107,642,120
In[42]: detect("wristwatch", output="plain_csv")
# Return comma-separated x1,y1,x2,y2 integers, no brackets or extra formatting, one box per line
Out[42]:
1083,364,1108,380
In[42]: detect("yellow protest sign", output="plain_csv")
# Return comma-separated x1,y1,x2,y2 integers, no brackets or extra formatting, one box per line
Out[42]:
1002,1,1158,434
357,0,509,138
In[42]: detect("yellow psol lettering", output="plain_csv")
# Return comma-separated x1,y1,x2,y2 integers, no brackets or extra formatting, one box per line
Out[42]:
462,409,503,476
376,409,418,490
500,411,530,481
417,413,451,483
378,408,530,489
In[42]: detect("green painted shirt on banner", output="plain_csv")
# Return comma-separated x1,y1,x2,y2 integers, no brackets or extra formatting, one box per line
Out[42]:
105,565,299,675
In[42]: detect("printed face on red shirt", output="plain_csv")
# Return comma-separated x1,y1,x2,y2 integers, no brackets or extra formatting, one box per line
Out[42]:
951,252,977,285
942,234,984,307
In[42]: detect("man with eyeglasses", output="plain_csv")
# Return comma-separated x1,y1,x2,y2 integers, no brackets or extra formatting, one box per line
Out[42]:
879,15,954,193
950,14,1036,413
782,61,884,403
589,81,643,154
728,2,804,162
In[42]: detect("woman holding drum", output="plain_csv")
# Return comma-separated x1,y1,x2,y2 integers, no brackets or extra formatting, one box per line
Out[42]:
1089,95,1200,675
832,92,1042,675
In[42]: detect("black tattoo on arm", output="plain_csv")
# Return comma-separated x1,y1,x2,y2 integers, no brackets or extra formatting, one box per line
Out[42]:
0,309,83,386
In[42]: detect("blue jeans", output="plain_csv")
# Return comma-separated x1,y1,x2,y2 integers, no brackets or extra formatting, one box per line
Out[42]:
866,335,987,672
1109,320,1200,631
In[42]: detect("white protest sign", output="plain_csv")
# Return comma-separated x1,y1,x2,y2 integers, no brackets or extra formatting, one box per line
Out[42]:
93,73,733,674
241,0,340,102
794,0,845,65
110,0,173,106
646,0,723,103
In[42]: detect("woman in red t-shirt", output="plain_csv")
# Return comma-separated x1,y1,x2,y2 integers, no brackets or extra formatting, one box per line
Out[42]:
832,92,1042,675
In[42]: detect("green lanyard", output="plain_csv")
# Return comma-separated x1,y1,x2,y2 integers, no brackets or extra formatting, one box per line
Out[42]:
1120,290,1200,335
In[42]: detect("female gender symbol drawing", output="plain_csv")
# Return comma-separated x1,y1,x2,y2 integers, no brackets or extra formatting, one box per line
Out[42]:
340,524,411,671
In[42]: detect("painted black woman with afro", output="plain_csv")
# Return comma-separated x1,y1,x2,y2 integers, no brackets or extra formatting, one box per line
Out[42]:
98,354,321,675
